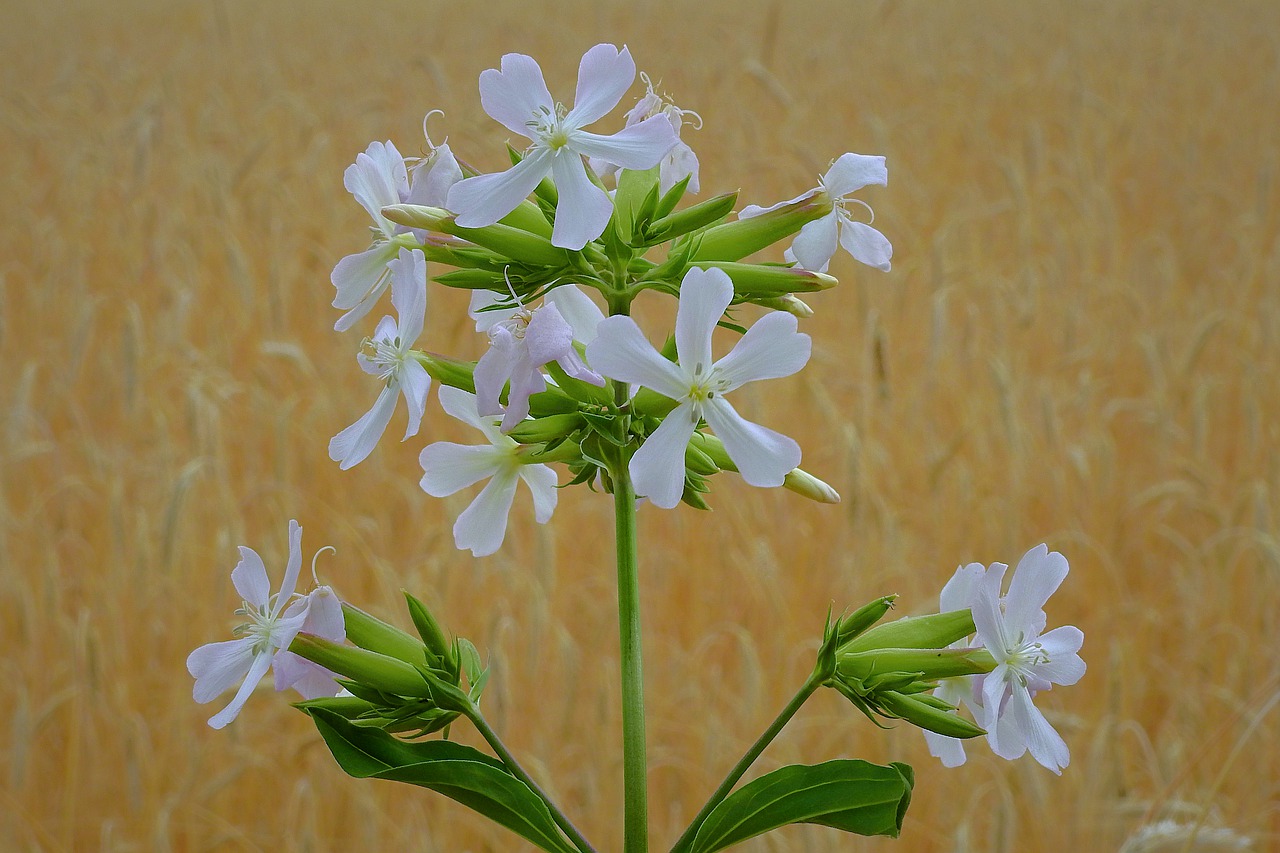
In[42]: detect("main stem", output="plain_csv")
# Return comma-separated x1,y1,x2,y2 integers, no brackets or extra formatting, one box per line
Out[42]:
613,456,648,853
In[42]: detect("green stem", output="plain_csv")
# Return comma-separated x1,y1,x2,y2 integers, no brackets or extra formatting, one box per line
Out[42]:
670,673,822,853
613,452,648,853
465,702,598,853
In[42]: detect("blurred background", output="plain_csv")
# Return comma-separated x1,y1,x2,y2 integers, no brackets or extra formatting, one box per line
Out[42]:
2,0,1277,850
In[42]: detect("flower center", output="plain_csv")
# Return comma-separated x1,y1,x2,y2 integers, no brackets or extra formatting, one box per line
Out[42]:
685,362,728,417
493,306,537,341
1004,635,1050,686
366,334,408,383
530,104,572,151
235,599,286,656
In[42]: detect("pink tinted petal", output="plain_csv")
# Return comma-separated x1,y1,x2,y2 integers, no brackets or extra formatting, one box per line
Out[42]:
474,331,519,418
207,651,272,730
556,348,604,386
586,316,687,398
408,143,463,208
519,463,559,523
399,359,431,439
923,729,968,768
1004,545,1068,634
419,442,506,496
738,189,817,220
712,311,811,392
499,359,547,432
569,44,635,127
329,385,398,470
524,303,575,366
823,153,887,197
838,219,893,272
454,468,520,557
298,586,345,642
277,520,304,605
1007,687,1069,773
273,651,342,700
630,404,699,509
389,248,427,344
661,140,700,195
702,396,800,488
675,267,733,373
940,562,988,613
448,149,553,229
573,116,677,170
789,212,839,272
545,285,603,342
188,638,256,703
479,53,553,137
550,153,614,250
230,547,270,607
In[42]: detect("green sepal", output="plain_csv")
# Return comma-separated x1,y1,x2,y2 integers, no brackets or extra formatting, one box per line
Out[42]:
614,165,660,244
632,387,679,419
680,477,713,511
342,603,429,665
417,353,476,392
544,359,612,406
674,760,914,853
432,269,511,290
684,441,720,476
306,708,579,853
835,596,898,647
507,412,586,444
654,173,692,220
840,610,977,654
500,199,554,238
403,592,457,672
641,191,738,246
875,691,986,739
695,261,838,297
689,193,831,262
838,647,993,683
293,694,379,721
289,635,429,698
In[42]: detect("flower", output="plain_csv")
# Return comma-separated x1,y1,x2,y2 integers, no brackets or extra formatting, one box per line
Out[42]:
585,266,811,508
590,72,701,194
187,520,339,728
971,544,1085,774
739,153,892,273
445,44,678,250
418,386,558,557
331,140,417,332
329,247,432,470
271,584,346,700
470,285,605,431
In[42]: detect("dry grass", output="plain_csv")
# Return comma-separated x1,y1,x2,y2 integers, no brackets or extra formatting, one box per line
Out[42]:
2,0,1278,850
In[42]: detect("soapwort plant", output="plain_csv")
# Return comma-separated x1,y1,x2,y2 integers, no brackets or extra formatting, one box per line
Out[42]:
190,43,1085,852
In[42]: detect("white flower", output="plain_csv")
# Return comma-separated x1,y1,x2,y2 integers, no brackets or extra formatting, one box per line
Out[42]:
739,153,892,273
329,248,432,470
589,72,701,194
271,584,346,700
922,561,989,768
187,520,333,729
446,44,678,250
470,285,605,431
586,266,811,509
971,544,1086,774
331,140,417,332
418,386,558,557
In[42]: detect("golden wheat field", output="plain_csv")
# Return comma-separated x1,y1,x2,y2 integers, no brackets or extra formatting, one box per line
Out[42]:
3,0,1278,850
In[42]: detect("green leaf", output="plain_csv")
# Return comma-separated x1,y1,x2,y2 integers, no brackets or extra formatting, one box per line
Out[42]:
308,708,578,853
681,760,914,853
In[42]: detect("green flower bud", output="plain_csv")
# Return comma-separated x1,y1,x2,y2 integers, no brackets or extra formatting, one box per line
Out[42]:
690,431,839,504
840,609,977,654
289,635,429,698
403,592,456,671
837,647,994,683
381,204,568,267
754,293,814,318
695,261,838,297
641,191,738,245
836,596,897,646
499,199,553,238
684,441,720,476
690,194,831,262
782,468,840,503
341,603,429,665
506,412,585,444
876,690,987,739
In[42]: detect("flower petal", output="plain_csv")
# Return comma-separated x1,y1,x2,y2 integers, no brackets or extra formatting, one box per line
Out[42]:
712,311,811,392
448,149,553,229
344,141,408,233
454,468,520,557
789,212,840,272
519,463,559,523
437,386,490,432
298,586,346,642
188,638,256,703
702,396,800,488
1006,686,1069,774
474,330,520,417
389,248,427,345
207,649,273,730
572,115,677,171
230,546,270,607
277,519,304,606
940,562,988,613
399,359,431,440
568,43,634,127
499,356,547,432
675,266,733,374
331,244,396,332
631,403,698,509
1035,626,1086,686
272,651,341,700
838,219,893,272
549,153,614,250
586,316,688,398
823,153,887,198
408,143,463,208
479,53,553,138
1004,545,1068,637
419,442,506,497
923,729,968,768
329,384,398,470
545,285,604,343
661,139,700,195
469,289,517,333
738,189,817,220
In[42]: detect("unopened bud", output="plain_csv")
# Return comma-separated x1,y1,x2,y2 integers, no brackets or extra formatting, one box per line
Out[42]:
691,194,831,262
877,690,986,739
695,261,837,297
836,596,897,646
841,609,977,654
290,635,429,698
342,603,428,665
783,468,840,503
755,293,814,318
382,204,567,267
838,647,994,683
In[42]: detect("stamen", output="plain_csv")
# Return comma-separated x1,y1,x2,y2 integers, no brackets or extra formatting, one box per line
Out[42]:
310,545,336,586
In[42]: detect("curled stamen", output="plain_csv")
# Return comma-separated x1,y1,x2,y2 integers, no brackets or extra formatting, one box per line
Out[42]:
680,108,704,130
310,545,336,586
421,109,447,152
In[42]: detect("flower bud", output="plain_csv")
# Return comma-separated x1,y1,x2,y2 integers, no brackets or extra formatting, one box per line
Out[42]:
695,261,838,297
290,635,430,698
341,603,429,665
382,204,567,267
836,595,897,645
837,647,994,683
641,191,738,245
755,293,814,319
403,592,456,671
876,690,986,739
690,194,831,262
506,412,585,444
782,468,840,503
840,609,977,654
